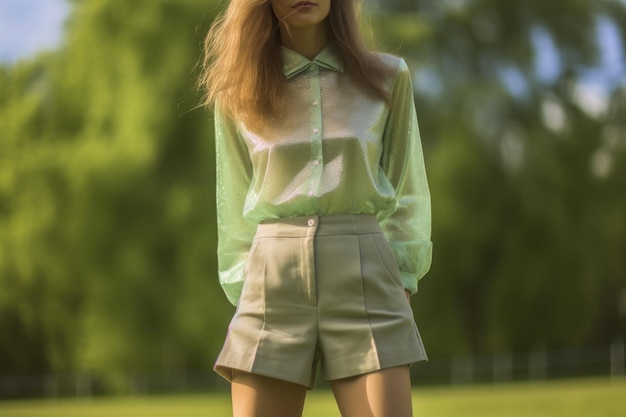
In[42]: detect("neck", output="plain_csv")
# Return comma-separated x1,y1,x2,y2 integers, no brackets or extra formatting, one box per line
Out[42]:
278,24,328,60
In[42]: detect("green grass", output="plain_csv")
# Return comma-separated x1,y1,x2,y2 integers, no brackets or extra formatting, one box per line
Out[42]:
1,378,625,417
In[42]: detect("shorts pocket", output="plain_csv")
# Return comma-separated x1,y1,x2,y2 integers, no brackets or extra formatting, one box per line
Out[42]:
372,233,403,288
243,239,260,280
239,238,264,310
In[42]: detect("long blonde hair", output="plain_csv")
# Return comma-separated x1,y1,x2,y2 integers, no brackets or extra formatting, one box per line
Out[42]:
198,0,391,126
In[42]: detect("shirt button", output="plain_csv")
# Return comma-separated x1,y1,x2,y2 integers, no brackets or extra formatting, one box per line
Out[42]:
313,160,320,166
313,128,319,134
309,64,317,71
312,100,319,106
307,218,316,227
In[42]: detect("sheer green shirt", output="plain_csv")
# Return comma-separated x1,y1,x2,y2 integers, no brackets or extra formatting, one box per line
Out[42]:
215,46,432,306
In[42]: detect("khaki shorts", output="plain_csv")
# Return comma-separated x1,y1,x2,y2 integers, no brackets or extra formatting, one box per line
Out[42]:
214,215,427,388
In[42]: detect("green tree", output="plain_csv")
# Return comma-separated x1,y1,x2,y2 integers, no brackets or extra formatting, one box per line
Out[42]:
370,0,626,356
0,0,230,388
1,0,624,393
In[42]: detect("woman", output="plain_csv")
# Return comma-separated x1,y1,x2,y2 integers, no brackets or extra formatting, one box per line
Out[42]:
199,1,432,416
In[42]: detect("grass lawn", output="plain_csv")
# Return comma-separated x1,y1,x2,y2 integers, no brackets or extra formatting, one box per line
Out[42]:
0,378,624,417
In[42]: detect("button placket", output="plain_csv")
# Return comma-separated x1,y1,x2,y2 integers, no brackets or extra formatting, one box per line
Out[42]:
309,61,323,200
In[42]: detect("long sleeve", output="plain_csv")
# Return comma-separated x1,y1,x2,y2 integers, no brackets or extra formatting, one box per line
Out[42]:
214,103,256,306
378,59,433,294
212,48,432,303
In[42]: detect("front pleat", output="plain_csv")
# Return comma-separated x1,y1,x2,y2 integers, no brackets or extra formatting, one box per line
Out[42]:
358,233,414,363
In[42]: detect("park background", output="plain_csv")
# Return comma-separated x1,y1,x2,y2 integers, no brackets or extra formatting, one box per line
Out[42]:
1,0,626,400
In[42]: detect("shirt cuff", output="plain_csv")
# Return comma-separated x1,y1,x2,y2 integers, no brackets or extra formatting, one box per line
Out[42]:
220,280,244,307
400,271,418,295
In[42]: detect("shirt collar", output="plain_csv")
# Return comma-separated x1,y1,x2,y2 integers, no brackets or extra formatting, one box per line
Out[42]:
281,45,344,80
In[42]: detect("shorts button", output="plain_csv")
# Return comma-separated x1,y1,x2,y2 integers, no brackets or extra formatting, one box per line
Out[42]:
307,218,315,227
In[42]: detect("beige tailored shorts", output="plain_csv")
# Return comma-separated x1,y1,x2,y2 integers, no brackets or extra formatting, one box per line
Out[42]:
214,214,427,388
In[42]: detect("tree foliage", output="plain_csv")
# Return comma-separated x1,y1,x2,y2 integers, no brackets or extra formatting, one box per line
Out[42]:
0,0,625,391
371,0,626,355
0,0,229,387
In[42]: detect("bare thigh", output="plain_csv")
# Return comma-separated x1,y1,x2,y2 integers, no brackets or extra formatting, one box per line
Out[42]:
330,366,413,417
231,370,308,417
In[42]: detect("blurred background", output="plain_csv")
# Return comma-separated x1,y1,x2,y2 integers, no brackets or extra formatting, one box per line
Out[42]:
0,0,625,398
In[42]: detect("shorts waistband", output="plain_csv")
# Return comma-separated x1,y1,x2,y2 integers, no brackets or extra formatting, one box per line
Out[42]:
256,215,381,238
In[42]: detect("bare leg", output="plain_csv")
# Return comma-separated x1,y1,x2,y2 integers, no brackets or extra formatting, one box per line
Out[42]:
231,370,308,417
330,366,413,417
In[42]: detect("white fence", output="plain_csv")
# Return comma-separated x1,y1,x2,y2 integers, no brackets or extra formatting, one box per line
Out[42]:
412,339,625,386
1,340,624,399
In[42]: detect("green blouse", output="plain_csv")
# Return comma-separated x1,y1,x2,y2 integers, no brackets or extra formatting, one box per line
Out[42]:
214,45,432,306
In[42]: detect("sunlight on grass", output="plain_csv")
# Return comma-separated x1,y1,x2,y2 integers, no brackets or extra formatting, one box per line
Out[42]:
0,378,624,417
414,378,626,417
